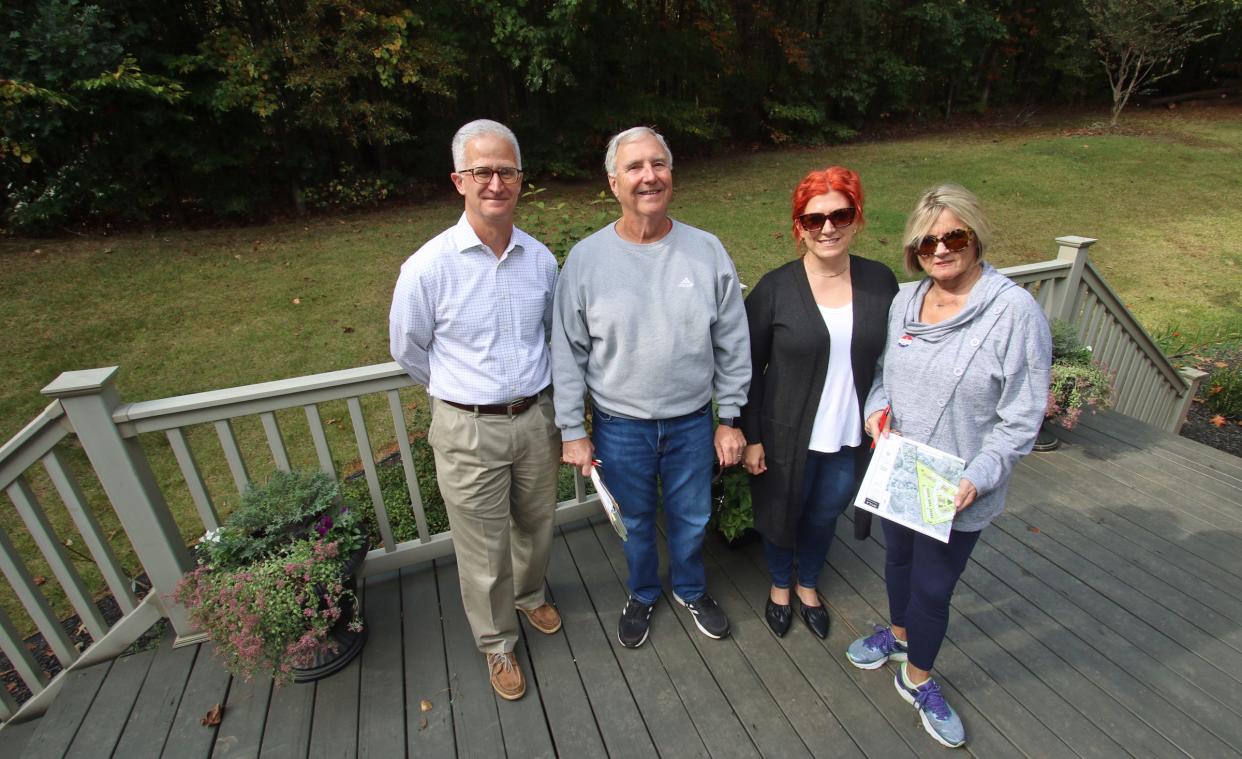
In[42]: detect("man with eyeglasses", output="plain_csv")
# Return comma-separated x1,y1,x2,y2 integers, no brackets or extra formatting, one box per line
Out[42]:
389,119,561,701
552,126,751,648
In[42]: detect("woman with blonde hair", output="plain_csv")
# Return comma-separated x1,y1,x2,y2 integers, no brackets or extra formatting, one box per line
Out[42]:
845,183,1051,749
739,166,898,639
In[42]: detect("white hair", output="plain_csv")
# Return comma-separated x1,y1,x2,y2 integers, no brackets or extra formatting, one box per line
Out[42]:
451,119,522,171
604,126,673,175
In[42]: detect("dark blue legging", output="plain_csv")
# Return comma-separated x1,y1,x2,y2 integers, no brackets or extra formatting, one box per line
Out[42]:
882,519,982,671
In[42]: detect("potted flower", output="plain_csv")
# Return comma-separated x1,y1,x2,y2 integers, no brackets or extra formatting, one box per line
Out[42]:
1038,321,1114,450
173,470,369,684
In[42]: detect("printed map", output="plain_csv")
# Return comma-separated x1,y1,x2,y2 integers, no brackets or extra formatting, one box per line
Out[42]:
854,434,965,543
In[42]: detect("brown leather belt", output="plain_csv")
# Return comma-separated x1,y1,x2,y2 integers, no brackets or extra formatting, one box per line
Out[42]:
441,388,545,416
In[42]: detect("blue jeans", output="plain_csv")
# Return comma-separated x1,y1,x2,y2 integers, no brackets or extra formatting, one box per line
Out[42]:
763,447,856,590
591,404,714,605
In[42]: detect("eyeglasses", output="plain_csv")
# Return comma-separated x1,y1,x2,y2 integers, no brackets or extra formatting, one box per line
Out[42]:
796,207,857,233
913,228,975,257
459,166,523,184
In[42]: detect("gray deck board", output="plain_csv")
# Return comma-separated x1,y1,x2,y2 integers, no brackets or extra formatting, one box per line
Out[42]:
210,673,270,758
357,572,406,758
521,534,607,758
21,660,110,759
10,412,1241,758
63,648,154,758
436,563,504,758
562,519,710,758
112,635,198,758
258,678,312,758
1023,445,1242,585
164,644,232,759
401,562,453,758
546,526,651,759
701,537,887,759
591,519,759,759
0,714,40,757
308,625,362,758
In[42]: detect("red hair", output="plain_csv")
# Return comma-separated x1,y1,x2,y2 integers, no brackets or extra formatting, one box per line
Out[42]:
790,166,865,244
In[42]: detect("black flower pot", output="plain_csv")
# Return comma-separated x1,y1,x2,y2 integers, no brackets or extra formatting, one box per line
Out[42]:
292,539,370,683
1033,422,1061,452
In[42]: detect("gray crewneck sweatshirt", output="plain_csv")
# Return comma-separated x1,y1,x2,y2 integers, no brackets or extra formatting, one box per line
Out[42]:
551,220,751,440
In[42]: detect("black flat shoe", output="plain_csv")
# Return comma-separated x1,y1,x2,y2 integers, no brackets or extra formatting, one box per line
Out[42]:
765,598,792,637
798,599,830,639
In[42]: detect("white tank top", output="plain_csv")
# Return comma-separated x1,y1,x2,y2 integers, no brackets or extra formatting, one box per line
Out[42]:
808,303,862,453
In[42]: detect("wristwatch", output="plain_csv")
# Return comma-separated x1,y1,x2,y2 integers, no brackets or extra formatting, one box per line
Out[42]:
718,417,738,428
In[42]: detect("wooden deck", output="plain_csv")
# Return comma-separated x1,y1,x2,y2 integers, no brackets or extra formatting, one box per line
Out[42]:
4,410,1241,758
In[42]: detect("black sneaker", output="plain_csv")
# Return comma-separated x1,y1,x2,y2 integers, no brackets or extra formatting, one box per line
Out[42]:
674,592,730,639
618,597,655,648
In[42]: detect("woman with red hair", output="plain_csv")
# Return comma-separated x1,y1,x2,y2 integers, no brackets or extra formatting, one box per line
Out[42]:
738,166,898,639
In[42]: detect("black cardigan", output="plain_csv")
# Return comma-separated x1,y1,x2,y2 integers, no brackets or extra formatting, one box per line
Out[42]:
739,255,898,548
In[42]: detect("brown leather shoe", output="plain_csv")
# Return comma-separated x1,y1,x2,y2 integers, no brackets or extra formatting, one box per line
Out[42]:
518,603,562,634
487,652,525,700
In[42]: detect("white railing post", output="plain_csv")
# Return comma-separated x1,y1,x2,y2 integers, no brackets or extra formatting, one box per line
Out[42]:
1053,235,1096,323
1171,367,1209,433
42,368,194,638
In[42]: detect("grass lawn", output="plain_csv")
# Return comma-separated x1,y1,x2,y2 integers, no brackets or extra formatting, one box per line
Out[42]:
1,105,1240,635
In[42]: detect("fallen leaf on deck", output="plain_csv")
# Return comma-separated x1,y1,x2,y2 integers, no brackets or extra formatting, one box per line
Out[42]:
201,703,224,726
419,717,428,730
1211,414,1227,428
420,699,433,712
1027,526,1040,534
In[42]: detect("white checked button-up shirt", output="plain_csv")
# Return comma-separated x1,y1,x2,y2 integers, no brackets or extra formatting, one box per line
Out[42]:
389,214,558,404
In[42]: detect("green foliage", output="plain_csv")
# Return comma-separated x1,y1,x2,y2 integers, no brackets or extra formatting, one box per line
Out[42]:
1050,320,1095,365
712,469,754,543
1203,366,1242,419
516,185,616,263
340,443,449,544
200,470,367,569
1083,0,1218,126
3,0,1240,231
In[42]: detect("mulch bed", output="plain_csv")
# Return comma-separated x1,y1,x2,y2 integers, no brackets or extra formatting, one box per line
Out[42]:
1178,346,1242,459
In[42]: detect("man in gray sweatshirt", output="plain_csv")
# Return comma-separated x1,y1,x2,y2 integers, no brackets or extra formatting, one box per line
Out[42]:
552,126,751,648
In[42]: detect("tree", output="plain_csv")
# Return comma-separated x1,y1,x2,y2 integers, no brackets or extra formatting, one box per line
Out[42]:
1083,0,1217,127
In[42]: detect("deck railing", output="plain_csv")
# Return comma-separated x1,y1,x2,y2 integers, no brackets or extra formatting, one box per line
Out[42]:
0,234,1206,724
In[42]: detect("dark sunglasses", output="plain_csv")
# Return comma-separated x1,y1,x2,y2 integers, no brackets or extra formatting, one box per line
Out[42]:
914,228,975,257
797,207,857,233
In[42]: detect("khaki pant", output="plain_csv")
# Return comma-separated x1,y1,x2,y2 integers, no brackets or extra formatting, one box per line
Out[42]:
428,392,561,653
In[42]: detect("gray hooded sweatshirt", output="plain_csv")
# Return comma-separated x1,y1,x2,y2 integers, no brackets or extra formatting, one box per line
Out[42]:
864,262,1052,531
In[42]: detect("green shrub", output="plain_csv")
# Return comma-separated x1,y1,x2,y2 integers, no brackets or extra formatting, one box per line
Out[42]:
711,468,753,542
202,470,366,569
1050,320,1094,366
341,437,591,545
1203,366,1242,419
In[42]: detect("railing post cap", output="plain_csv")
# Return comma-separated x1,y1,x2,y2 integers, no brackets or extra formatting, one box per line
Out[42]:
42,367,121,398
1055,235,1098,248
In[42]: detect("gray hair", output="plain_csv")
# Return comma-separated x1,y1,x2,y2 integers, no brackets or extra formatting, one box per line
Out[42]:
901,182,994,275
604,126,673,175
451,119,522,171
